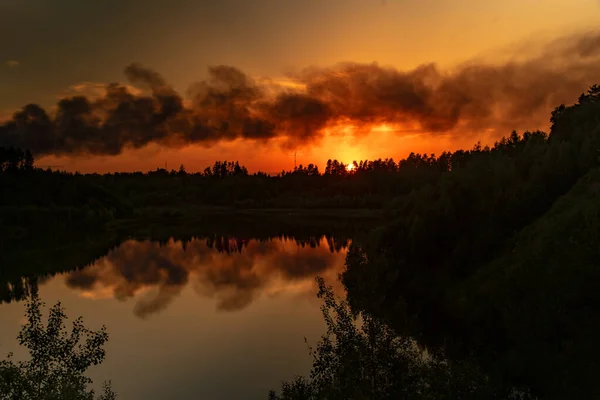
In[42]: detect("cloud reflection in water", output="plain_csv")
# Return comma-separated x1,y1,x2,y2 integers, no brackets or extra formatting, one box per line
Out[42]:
65,236,349,318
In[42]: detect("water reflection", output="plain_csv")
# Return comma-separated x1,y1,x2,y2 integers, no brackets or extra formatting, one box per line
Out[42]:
65,236,349,318
0,233,352,399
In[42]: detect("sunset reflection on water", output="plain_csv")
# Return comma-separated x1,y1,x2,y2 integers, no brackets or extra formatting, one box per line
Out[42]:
0,234,350,399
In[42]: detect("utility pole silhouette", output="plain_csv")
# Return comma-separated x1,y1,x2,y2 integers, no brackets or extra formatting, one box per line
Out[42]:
294,152,297,170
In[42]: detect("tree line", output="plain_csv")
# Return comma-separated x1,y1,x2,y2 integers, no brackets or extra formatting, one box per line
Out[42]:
0,147,34,172
1,143,506,212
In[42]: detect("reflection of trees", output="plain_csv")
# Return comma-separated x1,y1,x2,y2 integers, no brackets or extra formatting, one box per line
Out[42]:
64,236,348,318
1,278,34,303
0,226,125,305
1,212,365,305
205,235,247,254
0,276,48,304
200,234,351,255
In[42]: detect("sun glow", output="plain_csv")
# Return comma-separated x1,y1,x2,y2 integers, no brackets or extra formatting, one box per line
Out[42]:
346,163,355,172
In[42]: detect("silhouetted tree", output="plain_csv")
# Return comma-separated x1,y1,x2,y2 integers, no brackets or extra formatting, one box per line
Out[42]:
0,294,115,399
269,278,494,400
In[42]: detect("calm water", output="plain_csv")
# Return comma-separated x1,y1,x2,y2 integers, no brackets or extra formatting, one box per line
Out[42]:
0,234,350,399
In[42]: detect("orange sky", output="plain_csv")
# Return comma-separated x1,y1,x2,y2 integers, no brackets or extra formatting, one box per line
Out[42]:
35,126,481,174
2,0,600,173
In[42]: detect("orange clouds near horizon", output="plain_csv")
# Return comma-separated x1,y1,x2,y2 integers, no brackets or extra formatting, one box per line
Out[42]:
35,127,483,174
1,30,600,173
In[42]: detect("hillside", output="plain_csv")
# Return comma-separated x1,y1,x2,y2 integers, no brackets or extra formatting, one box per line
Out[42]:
341,85,600,398
460,168,600,398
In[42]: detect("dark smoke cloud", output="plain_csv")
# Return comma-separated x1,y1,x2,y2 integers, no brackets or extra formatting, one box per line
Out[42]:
65,236,347,318
2,31,600,156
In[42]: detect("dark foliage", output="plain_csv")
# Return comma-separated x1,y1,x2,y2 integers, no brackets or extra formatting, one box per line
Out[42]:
269,278,504,400
342,86,600,398
0,294,115,399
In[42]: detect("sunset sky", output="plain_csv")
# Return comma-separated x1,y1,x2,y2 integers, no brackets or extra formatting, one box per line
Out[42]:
1,0,600,173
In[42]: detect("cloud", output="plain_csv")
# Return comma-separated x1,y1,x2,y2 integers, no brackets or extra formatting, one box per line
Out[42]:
1,30,600,156
59,81,144,101
0,109,14,123
5,60,19,68
65,236,349,318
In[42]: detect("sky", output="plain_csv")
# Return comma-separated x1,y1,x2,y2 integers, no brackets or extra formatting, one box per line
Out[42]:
1,0,600,173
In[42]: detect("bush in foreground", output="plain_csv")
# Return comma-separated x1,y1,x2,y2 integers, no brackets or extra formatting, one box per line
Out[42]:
269,277,497,400
0,295,115,399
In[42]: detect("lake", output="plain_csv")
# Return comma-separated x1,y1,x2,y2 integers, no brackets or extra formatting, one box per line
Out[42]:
0,232,351,399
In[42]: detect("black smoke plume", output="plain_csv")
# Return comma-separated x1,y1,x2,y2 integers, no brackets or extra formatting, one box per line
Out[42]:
1,31,599,156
